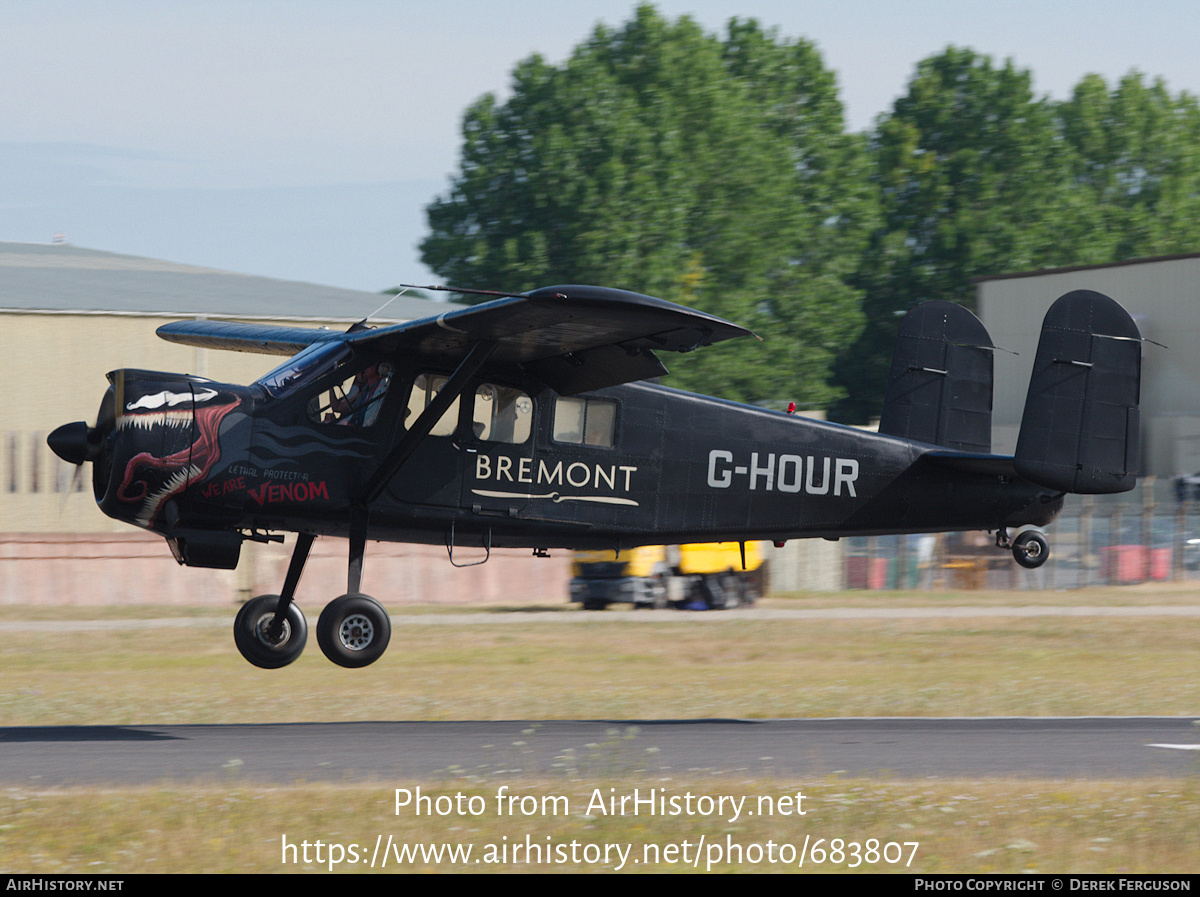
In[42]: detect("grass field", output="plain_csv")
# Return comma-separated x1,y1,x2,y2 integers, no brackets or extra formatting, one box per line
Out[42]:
0,587,1197,873
1,592,1197,724
2,779,1198,873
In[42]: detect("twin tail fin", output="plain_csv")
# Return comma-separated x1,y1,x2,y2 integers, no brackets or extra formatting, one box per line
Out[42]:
1013,290,1142,494
880,290,1143,495
877,300,994,453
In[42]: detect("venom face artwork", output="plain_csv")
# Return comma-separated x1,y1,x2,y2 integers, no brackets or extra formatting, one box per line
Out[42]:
69,371,250,533
113,382,244,527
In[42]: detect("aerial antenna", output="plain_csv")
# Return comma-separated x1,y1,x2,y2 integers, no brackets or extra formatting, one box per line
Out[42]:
947,340,1020,357
366,294,398,322
395,283,527,301
1096,333,1168,349
347,292,404,334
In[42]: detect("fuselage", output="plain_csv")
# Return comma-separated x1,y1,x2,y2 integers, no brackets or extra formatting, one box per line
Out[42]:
87,359,1063,558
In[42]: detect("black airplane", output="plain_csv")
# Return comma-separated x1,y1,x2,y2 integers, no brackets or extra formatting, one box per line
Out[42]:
48,285,1143,669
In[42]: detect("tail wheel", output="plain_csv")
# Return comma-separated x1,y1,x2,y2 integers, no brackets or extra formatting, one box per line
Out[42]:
233,594,307,669
1012,531,1049,569
317,593,391,668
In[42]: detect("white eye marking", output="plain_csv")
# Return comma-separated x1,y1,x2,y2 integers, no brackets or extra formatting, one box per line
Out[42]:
126,388,218,411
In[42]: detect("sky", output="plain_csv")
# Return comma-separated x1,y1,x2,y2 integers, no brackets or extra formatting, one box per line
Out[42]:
2,0,1198,293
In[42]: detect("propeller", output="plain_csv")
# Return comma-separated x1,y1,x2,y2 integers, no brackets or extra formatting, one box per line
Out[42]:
47,386,117,501
47,420,104,466
48,421,104,514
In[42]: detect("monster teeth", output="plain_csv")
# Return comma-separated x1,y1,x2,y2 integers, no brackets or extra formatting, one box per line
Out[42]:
137,464,203,527
119,411,192,432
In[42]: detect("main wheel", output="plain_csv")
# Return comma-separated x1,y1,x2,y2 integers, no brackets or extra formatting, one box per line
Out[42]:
317,593,391,668
1012,531,1049,569
233,594,307,669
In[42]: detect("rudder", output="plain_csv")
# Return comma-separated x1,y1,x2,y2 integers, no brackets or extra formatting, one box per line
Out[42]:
878,300,994,453
1014,290,1141,494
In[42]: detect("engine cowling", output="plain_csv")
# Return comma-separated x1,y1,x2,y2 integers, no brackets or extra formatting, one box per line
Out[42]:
50,370,251,566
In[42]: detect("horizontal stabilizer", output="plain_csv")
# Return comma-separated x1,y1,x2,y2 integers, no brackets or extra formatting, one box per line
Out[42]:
921,450,1018,479
1014,290,1141,494
878,300,994,452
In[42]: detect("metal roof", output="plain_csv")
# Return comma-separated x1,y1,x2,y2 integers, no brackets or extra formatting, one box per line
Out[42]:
0,241,455,321
973,251,1200,284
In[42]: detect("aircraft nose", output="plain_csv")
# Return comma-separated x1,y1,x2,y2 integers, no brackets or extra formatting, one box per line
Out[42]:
47,421,95,465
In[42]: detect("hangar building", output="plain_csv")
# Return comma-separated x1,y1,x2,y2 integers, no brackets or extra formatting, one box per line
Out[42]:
0,242,572,606
2,240,450,533
977,253,1200,479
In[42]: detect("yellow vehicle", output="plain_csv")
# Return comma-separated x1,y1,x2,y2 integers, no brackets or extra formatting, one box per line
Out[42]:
570,542,765,610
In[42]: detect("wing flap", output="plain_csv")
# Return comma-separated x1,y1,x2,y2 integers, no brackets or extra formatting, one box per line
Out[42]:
524,344,669,395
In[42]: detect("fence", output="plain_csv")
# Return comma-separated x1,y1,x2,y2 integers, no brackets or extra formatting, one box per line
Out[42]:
842,477,1200,590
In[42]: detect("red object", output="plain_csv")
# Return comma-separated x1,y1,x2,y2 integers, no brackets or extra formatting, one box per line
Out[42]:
787,402,796,415
1102,545,1148,583
1150,548,1171,581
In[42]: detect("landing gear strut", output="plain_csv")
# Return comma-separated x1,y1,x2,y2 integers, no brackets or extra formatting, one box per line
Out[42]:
233,531,314,669
232,524,393,669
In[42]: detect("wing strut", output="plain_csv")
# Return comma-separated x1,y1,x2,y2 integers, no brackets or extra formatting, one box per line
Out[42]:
357,339,498,505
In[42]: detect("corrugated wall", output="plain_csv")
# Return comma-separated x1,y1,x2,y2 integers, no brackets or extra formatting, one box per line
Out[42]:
978,256,1200,476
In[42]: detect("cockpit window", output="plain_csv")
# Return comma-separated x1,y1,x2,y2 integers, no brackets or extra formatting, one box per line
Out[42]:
256,341,352,397
308,362,393,427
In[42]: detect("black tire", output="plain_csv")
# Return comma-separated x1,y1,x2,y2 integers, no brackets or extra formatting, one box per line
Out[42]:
316,593,391,668
1012,531,1049,569
581,598,608,611
233,594,307,669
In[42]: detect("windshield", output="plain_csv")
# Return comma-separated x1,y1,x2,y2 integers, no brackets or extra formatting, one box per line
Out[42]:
255,341,353,397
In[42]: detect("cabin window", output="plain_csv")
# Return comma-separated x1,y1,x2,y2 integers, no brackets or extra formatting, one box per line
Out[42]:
552,397,616,447
405,373,460,437
472,384,533,444
308,363,393,427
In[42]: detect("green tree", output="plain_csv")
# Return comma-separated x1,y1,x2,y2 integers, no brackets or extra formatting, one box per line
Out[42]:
1060,72,1200,260
831,47,1080,422
422,4,874,408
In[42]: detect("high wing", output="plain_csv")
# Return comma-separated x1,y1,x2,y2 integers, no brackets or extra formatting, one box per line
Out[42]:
153,320,345,356
156,284,754,394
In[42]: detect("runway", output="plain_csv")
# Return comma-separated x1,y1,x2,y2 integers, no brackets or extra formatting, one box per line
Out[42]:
0,718,1196,785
